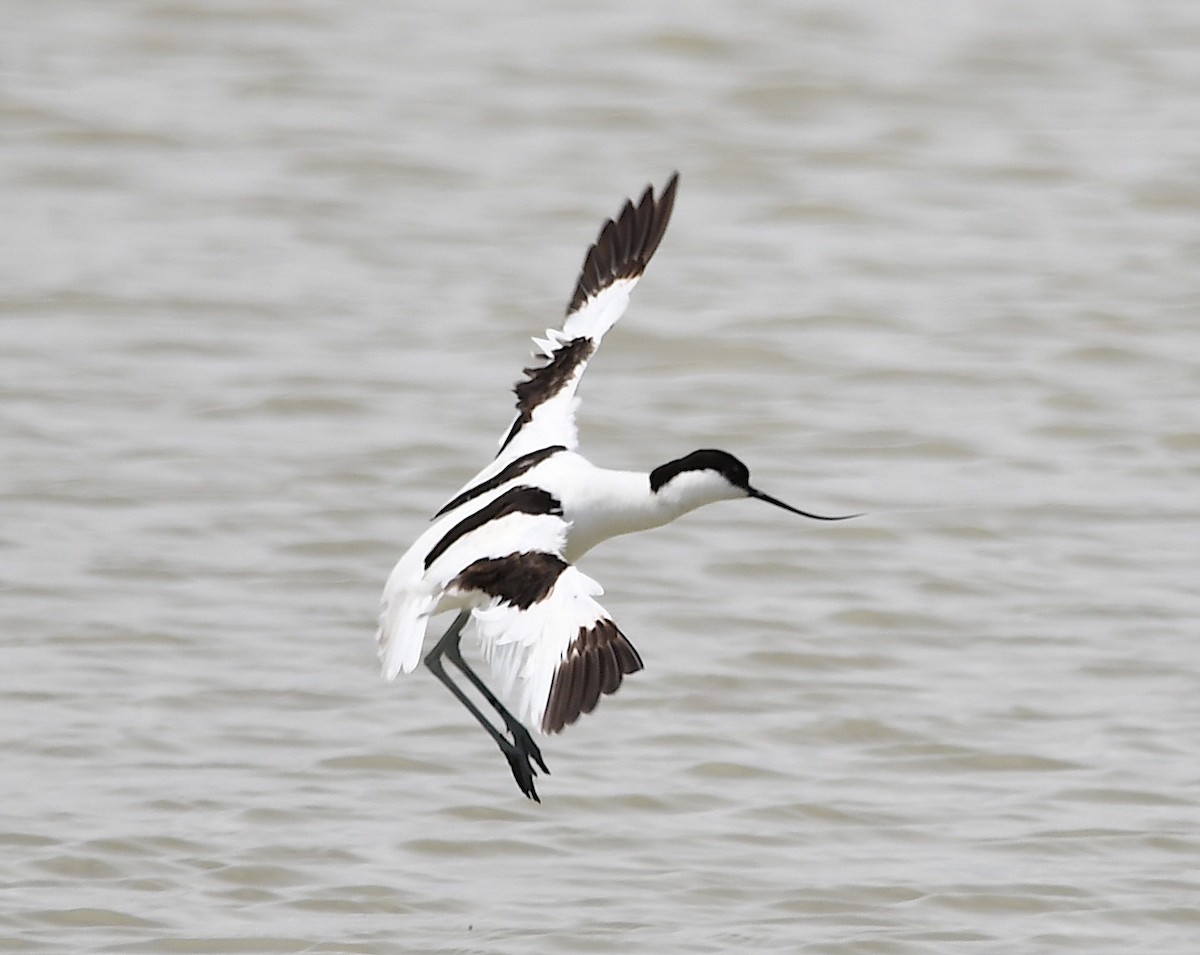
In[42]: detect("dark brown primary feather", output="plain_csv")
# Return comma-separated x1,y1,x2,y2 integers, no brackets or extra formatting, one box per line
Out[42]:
542,619,644,734
452,551,569,610
565,172,679,316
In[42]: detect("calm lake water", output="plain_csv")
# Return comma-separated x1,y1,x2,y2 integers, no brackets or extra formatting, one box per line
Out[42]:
3,1,1199,952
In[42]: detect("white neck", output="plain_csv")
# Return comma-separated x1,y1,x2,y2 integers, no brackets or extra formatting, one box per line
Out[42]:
561,466,735,562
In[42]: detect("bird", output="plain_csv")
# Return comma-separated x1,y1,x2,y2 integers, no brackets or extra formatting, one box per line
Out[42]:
377,172,856,801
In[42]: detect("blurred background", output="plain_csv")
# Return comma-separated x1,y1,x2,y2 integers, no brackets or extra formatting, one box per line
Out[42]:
2,1,1198,952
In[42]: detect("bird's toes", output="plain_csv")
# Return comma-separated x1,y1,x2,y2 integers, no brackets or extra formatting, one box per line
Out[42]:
509,724,550,775
503,749,541,802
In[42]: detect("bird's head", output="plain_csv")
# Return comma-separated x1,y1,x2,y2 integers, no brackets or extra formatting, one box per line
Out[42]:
649,449,858,520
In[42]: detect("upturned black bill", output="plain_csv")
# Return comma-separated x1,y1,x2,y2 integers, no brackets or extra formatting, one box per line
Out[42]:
748,488,860,521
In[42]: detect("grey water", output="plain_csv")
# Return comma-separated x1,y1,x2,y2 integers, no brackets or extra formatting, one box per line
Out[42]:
3,1,1199,952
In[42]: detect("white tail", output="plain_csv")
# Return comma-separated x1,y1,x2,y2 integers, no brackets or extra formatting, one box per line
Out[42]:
377,590,438,680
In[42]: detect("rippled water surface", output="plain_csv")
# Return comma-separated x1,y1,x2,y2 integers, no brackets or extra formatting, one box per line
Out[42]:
4,1,1200,952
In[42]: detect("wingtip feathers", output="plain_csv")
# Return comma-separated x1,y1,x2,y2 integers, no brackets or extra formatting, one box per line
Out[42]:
565,172,680,316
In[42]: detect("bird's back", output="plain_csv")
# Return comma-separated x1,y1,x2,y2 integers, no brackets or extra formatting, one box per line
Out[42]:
376,450,581,678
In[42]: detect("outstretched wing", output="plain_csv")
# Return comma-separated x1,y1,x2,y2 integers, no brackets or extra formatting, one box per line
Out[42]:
495,172,679,465
449,550,644,735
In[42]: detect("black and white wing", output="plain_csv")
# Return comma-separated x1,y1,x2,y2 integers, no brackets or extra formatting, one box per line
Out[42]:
494,173,679,465
441,520,644,735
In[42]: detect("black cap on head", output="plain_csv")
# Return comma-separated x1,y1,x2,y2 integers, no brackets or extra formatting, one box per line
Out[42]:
649,449,749,493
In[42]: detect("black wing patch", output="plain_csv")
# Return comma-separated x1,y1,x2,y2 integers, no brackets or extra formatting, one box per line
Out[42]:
452,551,569,610
424,486,562,570
499,337,595,453
542,619,644,734
566,172,679,315
434,445,566,519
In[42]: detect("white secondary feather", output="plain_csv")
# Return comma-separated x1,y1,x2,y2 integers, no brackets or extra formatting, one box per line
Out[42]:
562,276,638,340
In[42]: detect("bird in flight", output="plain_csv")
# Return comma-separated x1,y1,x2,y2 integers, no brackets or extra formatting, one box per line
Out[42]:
377,173,855,800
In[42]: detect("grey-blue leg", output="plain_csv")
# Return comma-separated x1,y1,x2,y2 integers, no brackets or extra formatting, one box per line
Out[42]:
424,610,549,801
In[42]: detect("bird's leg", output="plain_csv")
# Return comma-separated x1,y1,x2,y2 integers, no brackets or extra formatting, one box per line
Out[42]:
423,610,546,801
441,632,549,777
